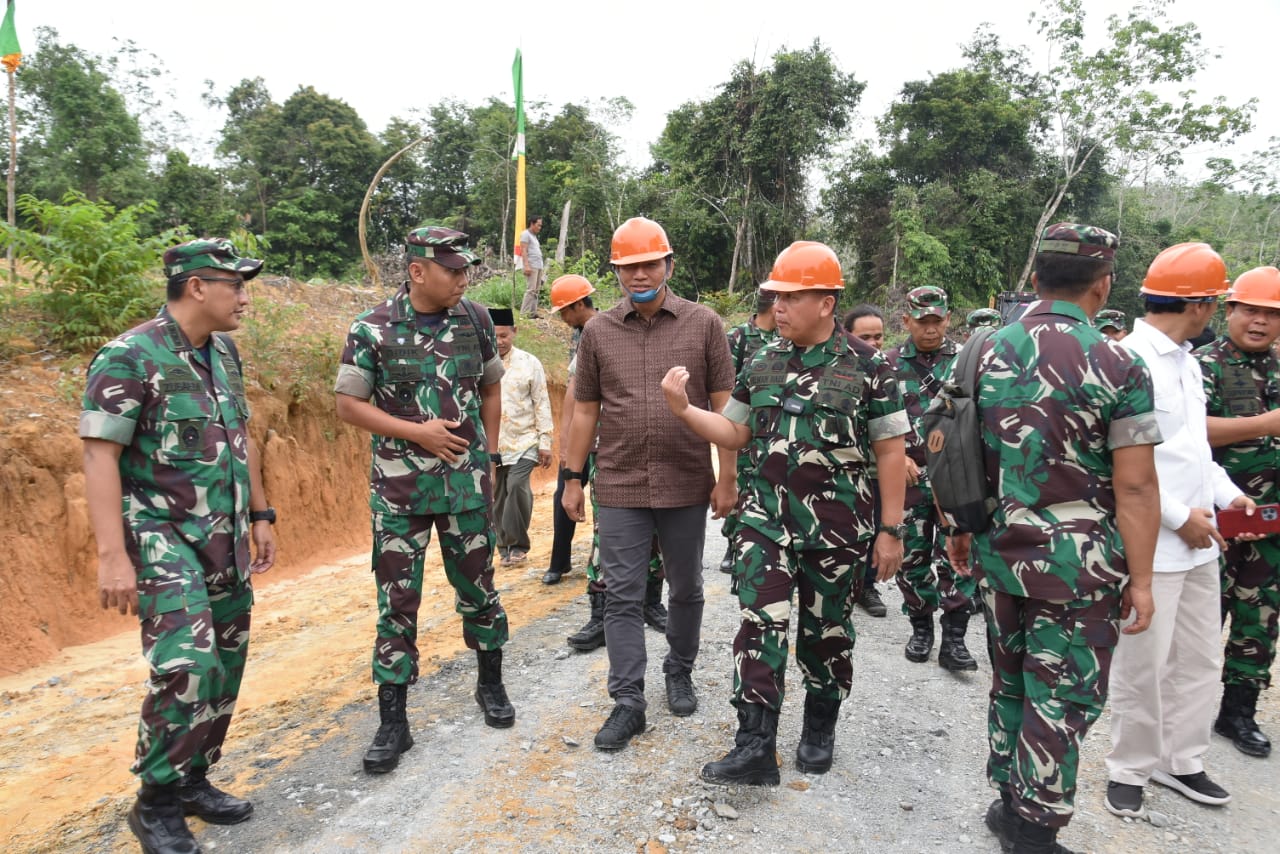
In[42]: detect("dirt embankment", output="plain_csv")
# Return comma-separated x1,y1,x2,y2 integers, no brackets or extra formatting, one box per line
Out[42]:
0,318,568,675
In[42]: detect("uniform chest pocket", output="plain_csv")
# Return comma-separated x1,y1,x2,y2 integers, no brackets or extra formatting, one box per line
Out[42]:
158,394,211,461
813,402,864,460
455,355,483,378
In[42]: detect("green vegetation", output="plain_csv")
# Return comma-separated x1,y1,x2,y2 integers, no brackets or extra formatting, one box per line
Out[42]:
2,192,179,348
1,1,1276,364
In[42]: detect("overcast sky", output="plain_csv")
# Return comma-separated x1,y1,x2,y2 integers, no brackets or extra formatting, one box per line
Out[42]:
30,0,1280,179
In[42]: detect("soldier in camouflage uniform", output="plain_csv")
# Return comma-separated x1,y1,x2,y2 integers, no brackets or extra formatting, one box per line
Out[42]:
335,227,514,775
948,223,1161,854
1094,308,1128,341
717,287,779,575
843,305,891,617
81,238,277,853
883,286,979,671
965,308,1002,340
1196,265,1280,759
663,241,909,785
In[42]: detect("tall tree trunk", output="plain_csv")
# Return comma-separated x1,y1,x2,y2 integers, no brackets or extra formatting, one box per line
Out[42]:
555,199,571,266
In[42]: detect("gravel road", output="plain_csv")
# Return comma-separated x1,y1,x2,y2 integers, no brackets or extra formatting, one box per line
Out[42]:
189,513,1274,854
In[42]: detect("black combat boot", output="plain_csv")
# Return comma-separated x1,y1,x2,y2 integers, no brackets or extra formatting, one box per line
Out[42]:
719,542,734,574
904,613,935,663
938,609,979,671
127,782,201,854
178,767,253,824
567,591,606,651
795,693,842,774
643,575,668,632
1215,682,1272,758
363,683,413,774
475,648,516,728
700,704,781,786
1011,817,1076,854
984,785,1018,853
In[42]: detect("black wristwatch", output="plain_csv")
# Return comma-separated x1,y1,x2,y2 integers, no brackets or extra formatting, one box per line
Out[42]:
563,469,586,483
877,522,907,539
250,507,277,524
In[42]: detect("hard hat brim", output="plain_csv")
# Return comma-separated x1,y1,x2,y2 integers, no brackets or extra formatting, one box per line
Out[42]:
612,250,673,266
761,280,844,292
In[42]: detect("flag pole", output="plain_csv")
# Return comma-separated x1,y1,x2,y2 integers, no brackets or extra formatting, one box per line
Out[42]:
2,0,20,283
511,48,526,308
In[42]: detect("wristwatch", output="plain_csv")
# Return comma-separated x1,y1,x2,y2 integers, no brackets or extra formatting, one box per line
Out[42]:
250,507,277,524
563,469,586,483
877,522,907,539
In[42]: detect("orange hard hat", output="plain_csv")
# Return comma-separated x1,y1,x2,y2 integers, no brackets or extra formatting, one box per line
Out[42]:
761,241,845,292
1141,242,1231,299
1226,266,1280,310
549,274,596,313
610,217,673,266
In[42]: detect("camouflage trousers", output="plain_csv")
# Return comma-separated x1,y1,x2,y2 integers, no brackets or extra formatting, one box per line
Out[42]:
583,454,664,594
1222,537,1280,690
896,487,975,617
982,582,1121,828
133,574,254,786
371,510,509,684
732,524,865,711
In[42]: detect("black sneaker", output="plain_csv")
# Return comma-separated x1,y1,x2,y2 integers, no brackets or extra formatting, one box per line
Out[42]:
643,599,668,632
1151,769,1231,805
665,672,697,716
859,585,888,618
594,704,646,750
1104,781,1145,818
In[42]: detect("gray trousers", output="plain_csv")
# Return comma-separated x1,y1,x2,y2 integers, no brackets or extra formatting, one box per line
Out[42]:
519,268,544,316
598,504,707,710
494,455,538,554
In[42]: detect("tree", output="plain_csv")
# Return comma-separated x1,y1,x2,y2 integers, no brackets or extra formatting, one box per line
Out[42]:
983,0,1256,288
653,41,864,291
14,28,149,207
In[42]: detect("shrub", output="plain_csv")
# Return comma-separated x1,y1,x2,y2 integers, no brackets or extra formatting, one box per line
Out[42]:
2,192,185,349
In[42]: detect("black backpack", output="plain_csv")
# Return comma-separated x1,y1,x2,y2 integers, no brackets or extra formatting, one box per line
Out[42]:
922,326,997,533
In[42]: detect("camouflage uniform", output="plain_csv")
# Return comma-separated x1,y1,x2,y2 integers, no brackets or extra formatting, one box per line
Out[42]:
723,331,908,709
720,315,780,564
1197,337,1280,690
336,282,508,685
80,300,257,786
883,330,974,617
973,296,1160,828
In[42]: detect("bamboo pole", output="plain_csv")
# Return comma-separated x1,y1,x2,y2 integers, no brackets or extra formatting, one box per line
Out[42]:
358,135,430,287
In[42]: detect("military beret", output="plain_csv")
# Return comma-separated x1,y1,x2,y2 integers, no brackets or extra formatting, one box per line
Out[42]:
1037,223,1118,261
906,285,949,319
406,226,480,269
163,238,263,281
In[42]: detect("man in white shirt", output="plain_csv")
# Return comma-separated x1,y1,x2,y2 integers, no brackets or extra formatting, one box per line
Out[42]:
1106,243,1256,819
519,216,546,318
490,307,553,565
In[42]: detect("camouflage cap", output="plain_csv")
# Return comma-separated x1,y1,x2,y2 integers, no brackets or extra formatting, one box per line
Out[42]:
967,308,1002,330
1094,308,1127,331
406,226,480,269
1037,223,1118,261
905,285,949,319
163,238,263,281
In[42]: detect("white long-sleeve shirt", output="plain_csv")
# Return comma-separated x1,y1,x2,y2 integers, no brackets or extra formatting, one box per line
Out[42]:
1121,318,1242,571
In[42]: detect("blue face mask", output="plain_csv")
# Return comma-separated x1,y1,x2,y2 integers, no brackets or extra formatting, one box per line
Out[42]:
630,284,663,303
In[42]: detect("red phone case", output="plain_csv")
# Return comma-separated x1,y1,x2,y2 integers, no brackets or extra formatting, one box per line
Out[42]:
1216,504,1280,538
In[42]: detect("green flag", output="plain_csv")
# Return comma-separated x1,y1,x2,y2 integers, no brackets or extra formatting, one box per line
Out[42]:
0,2,20,61
511,49,524,160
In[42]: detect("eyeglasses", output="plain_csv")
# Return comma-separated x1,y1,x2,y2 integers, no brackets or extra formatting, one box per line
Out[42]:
196,275,247,292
